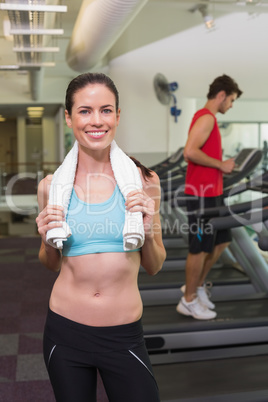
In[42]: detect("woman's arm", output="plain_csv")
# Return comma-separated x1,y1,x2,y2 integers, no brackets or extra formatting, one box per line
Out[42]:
125,171,166,276
36,175,64,272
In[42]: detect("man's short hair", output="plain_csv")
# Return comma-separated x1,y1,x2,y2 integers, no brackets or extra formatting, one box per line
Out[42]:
207,74,243,99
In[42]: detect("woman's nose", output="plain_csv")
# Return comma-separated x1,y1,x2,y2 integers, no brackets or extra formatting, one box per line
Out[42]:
91,111,102,125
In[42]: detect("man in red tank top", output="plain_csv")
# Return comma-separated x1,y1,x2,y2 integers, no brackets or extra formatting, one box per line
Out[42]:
177,75,243,320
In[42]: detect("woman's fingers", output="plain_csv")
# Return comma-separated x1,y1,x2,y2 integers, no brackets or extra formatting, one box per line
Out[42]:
125,191,155,221
126,190,151,210
36,205,65,239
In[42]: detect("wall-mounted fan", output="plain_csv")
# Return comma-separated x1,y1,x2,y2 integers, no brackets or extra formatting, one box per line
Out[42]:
153,73,181,122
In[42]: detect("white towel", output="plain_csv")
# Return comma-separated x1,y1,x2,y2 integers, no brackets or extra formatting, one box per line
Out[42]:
110,140,144,251
46,140,145,251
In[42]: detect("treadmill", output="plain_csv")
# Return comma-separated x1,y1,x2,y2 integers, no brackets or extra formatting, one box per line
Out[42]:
160,148,263,201
139,197,258,306
143,200,268,402
143,149,267,401
139,149,264,304
142,191,268,351
149,147,185,179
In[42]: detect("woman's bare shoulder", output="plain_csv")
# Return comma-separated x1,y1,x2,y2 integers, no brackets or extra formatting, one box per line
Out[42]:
38,174,53,191
37,174,53,208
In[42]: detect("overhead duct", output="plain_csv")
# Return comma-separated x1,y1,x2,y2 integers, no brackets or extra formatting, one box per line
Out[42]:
66,0,148,72
0,0,66,100
28,68,44,101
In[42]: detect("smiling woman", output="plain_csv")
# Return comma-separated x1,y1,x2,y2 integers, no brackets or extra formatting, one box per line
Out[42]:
65,78,120,151
35,72,166,402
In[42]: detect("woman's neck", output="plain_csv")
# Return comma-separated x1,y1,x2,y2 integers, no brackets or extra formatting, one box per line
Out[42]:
77,144,111,174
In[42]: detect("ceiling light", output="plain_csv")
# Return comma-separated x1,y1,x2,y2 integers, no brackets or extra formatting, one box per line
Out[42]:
18,62,56,67
190,4,215,30
13,47,60,53
0,65,20,70
0,62,56,69
199,5,215,29
27,107,44,118
27,107,44,111
0,4,67,12
28,112,43,117
237,0,268,5
237,0,259,4
203,15,215,30
9,28,64,35
3,17,12,41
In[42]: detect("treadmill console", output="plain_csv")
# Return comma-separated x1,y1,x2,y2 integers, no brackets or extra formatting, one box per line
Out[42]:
233,148,261,172
168,147,184,164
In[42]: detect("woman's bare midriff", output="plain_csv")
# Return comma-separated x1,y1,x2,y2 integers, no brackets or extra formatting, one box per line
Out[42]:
49,251,143,327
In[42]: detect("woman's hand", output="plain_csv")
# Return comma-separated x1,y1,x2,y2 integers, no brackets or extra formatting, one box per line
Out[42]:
125,190,155,238
36,205,65,244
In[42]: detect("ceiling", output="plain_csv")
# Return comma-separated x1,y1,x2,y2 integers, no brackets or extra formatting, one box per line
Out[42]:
0,0,268,120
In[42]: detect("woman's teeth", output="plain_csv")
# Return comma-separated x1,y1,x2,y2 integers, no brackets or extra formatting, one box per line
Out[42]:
87,131,106,138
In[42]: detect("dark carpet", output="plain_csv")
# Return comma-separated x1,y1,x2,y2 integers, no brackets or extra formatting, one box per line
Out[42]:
0,236,108,402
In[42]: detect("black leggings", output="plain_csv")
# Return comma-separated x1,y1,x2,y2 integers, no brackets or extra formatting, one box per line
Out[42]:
43,308,160,402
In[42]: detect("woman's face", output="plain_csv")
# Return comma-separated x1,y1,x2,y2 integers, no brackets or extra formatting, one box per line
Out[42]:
65,83,120,152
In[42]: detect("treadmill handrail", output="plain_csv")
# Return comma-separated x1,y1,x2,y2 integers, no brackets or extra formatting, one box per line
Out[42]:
223,149,263,189
195,196,268,218
223,170,268,198
209,208,268,230
162,148,263,204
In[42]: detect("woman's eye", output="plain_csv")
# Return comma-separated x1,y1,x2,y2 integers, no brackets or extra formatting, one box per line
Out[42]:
80,109,89,115
103,109,112,114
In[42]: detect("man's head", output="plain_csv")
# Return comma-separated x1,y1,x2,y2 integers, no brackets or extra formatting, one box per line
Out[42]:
207,74,243,100
207,74,243,114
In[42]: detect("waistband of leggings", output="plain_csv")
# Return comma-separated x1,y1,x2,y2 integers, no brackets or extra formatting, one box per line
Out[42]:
44,307,144,353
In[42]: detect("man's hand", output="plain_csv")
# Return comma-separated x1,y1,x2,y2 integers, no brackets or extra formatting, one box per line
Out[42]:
220,158,235,174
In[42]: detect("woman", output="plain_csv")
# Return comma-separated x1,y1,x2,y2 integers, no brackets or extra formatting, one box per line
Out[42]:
36,72,166,402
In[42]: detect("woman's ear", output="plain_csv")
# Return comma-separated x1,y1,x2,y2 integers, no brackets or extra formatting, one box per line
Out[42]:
116,108,121,126
65,110,72,128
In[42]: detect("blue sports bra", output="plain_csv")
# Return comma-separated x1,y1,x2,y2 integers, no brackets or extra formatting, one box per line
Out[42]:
62,185,140,256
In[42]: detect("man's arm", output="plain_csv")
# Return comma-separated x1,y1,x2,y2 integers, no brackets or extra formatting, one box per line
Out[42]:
184,114,234,173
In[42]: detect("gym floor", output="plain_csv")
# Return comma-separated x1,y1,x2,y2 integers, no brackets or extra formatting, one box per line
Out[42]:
1,236,268,401
0,236,109,402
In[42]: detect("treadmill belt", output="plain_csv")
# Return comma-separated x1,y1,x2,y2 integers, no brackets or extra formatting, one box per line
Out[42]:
154,354,268,401
142,297,268,334
138,265,248,289
165,247,188,260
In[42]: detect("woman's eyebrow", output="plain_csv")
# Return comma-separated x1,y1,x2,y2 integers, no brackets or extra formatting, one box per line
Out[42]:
101,104,115,109
77,104,114,109
77,105,92,109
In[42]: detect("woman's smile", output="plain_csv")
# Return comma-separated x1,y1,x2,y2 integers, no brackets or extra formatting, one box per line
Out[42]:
85,130,107,139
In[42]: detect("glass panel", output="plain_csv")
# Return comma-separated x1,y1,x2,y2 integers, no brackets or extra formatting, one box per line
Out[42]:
219,122,263,204
260,124,268,171
219,123,259,159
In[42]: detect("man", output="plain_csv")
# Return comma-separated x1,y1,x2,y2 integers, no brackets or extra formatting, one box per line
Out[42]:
177,74,243,320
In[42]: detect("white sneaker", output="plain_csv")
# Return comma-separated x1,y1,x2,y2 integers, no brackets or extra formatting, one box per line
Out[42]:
176,296,217,320
197,283,215,310
180,283,215,310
